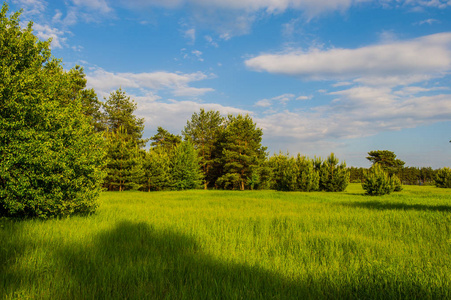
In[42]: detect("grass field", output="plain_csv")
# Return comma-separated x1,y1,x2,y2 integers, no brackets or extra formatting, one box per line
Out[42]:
1,184,450,299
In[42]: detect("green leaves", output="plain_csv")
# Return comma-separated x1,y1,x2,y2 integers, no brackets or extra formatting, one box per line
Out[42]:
362,163,403,196
0,4,105,218
435,167,451,188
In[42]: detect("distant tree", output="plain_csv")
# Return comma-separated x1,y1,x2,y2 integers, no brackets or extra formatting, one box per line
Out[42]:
142,148,172,191
296,155,320,192
366,150,405,175
0,4,105,218
183,109,225,189
103,88,146,148
102,89,146,190
171,141,203,190
318,153,350,192
435,168,451,188
216,114,267,190
104,127,144,191
150,127,182,152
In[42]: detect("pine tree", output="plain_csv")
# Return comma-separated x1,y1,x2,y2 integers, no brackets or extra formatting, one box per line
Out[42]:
319,153,349,192
143,148,172,191
183,109,225,189
150,127,181,152
216,114,267,190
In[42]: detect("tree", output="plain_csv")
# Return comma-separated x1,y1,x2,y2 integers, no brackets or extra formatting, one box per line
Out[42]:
142,148,172,191
103,88,146,147
0,4,105,218
104,127,144,191
216,114,267,190
366,150,405,175
103,89,146,190
362,163,402,196
435,168,451,188
170,141,203,190
318,153,349,192
150,127,181,152
183,109,225,189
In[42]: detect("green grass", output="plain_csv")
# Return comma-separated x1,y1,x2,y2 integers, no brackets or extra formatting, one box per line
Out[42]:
1,184,450,299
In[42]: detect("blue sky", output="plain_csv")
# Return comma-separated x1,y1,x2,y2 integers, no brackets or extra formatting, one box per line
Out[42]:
8,0,451,168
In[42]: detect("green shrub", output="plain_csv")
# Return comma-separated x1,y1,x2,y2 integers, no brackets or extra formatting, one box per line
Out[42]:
318,153,349,192
362,164,403,196
435,167,451,188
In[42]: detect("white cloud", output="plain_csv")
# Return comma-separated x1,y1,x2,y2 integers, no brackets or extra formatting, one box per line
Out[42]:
296,95,311,100
191,50,204,61
12,0,46,16
184,28,196,43
32,23,67,48
69,0,111,13
245,32,451,86
86,68,215,98
417,18,440,25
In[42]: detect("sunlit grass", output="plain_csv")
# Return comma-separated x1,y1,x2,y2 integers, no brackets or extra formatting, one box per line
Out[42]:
1,184,450,299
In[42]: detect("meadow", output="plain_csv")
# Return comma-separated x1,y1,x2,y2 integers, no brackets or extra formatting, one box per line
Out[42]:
1,184,450,299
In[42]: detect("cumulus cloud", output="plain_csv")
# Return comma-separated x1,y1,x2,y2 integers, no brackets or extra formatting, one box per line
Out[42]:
33,23,67,48
246,32,451,86
86,68,215,98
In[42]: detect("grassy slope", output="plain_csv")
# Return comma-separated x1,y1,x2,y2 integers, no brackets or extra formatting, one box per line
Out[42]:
1,184,450,299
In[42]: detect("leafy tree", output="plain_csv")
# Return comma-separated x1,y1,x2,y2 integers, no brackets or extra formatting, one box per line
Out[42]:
362,163,402,196
150,126,182,152
104,127,144,191
170,141,203,190
183,109,225,189
216,115,267,190
366,150,405,175
435,168,451,188
318,153,349,192
142,148,172,191
0,4,105,218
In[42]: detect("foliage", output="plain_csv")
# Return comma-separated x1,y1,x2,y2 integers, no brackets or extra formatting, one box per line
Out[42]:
366,150,405,175
435,167,451,188
183,109,225,189
150,127,181,152
142,148,172,191
104,127,144,191
170,141,203,190
216,114,267,190
0,4,105,218
362,163,403,196
318,153,349,192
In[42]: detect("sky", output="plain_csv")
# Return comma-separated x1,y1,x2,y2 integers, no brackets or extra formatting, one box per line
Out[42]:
7,0,451,168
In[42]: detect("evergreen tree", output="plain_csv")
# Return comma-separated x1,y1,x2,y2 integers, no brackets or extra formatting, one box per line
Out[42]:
0,4,104,218
319,153,349,192
216,115,267,190
435,168,451,188
296,155,320,192
150,127,182,152
362,163,402,195
183,109,225,189
366,150,405,176
170,141,203,190
104,127,144,191
142,147,172,191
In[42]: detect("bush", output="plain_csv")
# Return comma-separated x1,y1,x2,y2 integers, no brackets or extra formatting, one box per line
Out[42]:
362,164,402,196
318,153,349,192
435,168,451,188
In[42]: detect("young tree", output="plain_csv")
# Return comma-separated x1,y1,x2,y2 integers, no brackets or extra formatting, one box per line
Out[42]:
435,168,451,188
362,163,402,195
183,109,225,189
0,4,105,218
318,153,349,192
142,148,172,191
170,141,203,190
216,114,267,190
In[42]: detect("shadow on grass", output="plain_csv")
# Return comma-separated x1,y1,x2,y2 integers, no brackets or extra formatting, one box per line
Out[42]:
2,220,449,299
339,200,451,212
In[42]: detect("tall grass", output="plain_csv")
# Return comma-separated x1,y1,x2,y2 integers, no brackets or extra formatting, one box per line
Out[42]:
1,184,450,299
